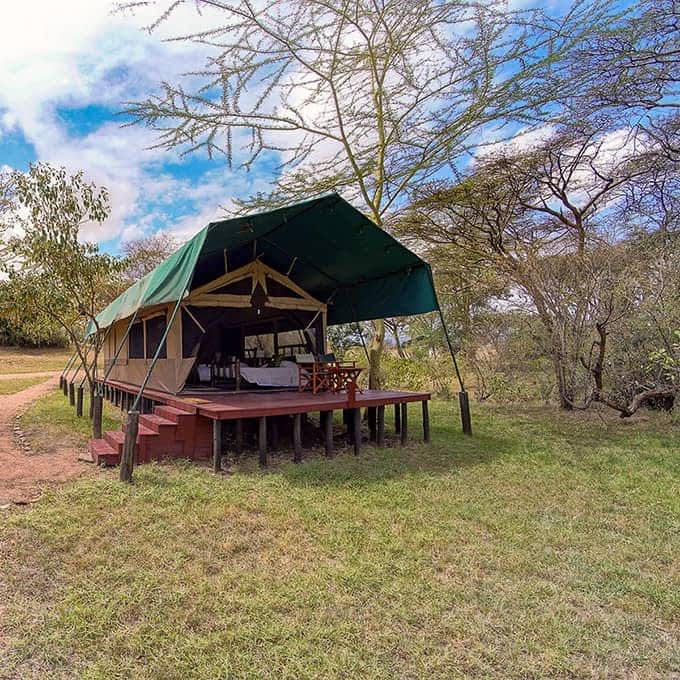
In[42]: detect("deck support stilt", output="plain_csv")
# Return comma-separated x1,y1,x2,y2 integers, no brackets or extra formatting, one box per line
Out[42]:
62,378,68,396
235,419,243,456
368,407,377,442
377,405,385,447
353,407,361,455
324,410,334,456
394,403,401,434
92,394,103,440
212,419,222,473
293,413,302,463
76,385,84,418
258,416,267,467
422,400,430,442
269,418,279,450
120,410,138,483
400,402,408,445
68,382,75,407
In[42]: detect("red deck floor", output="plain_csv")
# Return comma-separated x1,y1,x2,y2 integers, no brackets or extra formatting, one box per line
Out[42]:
102,379,430,421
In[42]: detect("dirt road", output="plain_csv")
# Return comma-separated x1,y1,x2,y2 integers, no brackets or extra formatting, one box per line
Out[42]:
0,375,87,505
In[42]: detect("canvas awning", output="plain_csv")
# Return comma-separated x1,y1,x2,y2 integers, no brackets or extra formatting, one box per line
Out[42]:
90,194,439,334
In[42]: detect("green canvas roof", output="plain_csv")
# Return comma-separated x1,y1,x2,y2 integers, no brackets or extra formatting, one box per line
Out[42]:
91,194,439,334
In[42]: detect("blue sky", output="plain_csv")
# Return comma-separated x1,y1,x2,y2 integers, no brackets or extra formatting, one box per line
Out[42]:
0,1,279,253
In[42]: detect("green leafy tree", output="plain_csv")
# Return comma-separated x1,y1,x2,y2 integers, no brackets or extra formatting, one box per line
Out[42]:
5,164,123,431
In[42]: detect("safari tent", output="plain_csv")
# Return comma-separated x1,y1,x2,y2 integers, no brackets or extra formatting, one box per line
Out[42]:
93,193,440,395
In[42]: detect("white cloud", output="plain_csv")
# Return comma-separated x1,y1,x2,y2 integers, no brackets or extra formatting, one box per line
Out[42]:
0,1,273,247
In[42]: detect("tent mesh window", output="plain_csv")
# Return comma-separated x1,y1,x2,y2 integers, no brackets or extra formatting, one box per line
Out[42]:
129,321,145,359
145,315,168,359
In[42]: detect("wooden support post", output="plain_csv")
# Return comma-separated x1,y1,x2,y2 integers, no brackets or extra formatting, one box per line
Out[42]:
422,400,430,442
62,378,68,396
59,376,64,391
92,393,103,440
459,391,473,436
212,419,222,473
121,391,127,412
377,405,385,447
235,419,243,456
353,407,361,455
400,402,408,445
258,416,267,467
343,408,351,435
76,385,84,418
120,410,139,483
269,418,279,450
368,407,377,442
68,382,75,406
394,403,401,434
293,413,302,463
324,410,334,457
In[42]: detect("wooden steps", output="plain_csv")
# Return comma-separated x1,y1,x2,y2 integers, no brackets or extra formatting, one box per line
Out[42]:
89,404,212,467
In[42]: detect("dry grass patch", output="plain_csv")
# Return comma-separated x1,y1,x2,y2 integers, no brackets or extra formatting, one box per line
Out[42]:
0,346,71,374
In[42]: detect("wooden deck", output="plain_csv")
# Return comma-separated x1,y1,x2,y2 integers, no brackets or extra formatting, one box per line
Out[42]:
101,378,430,420
92,378,431,468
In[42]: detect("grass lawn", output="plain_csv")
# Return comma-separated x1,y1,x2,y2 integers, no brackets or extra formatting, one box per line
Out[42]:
0,375,45,395
0,346,71,374
19,388,122,455
1,401,678,678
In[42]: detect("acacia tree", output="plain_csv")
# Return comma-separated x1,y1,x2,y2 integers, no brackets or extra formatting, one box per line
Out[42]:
566,0,680,117
118,0,617,387
399,126,653,408
5,164,123,433
120,232,179,283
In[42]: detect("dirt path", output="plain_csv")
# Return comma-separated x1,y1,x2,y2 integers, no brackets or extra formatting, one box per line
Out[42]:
0,370,59,381
0,375,88,506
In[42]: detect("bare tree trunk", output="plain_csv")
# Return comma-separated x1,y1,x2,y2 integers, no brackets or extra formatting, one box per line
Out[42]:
393,331,406,359
368,319,385,390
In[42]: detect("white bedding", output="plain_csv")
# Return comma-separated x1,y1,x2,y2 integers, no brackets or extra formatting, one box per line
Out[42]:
239,361,299,387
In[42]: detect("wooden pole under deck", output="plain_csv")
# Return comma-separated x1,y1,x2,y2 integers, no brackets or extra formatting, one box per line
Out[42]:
76,385,84,418
400,402,408,445
235,419,243,456
377,405,385,447
212,419,222,473
324,410,334,457
422,400,430,442
92,392,103,440
353,408,361,455
258,416,267,467
293,413,302,463
68,381,75,406
368,407,377,442
394,403,401,434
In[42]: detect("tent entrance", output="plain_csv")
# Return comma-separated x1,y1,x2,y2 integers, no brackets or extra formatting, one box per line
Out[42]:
180,260,327,391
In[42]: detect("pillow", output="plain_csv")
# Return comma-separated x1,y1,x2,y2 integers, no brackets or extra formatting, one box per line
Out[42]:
294,353,315,364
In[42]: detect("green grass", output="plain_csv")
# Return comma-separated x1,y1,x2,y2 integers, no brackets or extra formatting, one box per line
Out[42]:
19,388,122,454
2,403,679,678
0,346,71,374
0,375,45,395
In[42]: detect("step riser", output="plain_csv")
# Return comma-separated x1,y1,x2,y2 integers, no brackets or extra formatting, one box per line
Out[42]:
92,407,217,467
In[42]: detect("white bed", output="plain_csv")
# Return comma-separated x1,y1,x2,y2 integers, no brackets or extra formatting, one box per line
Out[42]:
239,361,300,387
